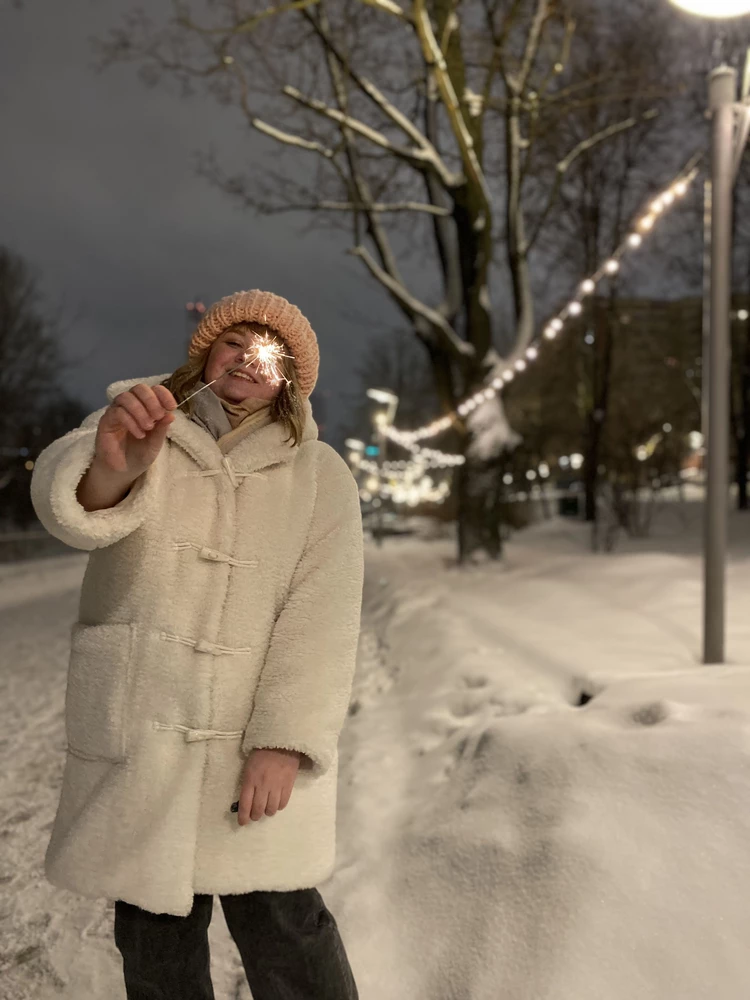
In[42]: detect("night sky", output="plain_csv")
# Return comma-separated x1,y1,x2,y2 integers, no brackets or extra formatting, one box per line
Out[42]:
2,1,712,450
1,0,405,445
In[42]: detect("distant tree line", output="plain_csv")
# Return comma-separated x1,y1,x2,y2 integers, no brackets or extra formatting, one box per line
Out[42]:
0,246,87,529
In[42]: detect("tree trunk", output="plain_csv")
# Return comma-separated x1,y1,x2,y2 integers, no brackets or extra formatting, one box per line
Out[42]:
457,451,503,562
738,315,750,510
584,295,616,535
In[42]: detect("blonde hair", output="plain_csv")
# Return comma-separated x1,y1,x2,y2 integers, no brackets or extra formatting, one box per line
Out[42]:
161,321,306,446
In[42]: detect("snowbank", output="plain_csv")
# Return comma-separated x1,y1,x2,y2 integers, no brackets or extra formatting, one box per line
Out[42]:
330,508,750,999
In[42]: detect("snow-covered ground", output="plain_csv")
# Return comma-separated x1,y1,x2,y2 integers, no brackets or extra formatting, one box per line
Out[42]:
3,500,750,998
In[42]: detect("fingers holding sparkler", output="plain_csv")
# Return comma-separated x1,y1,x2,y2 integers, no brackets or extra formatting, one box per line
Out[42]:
94,384,177,476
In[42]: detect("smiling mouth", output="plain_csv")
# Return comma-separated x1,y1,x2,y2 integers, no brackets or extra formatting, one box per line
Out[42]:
229,369,257,383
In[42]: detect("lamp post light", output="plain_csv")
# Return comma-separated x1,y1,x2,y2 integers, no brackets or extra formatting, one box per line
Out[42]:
668,0,750,663
669,0,750,14
366,388,399,547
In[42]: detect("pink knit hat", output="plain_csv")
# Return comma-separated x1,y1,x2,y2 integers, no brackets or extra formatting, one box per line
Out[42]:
188,289,320,398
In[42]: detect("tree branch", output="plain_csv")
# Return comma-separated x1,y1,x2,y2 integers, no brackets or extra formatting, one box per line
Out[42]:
357,0,411,23
177,0,322,37
282,85,457,184
424,70,463,325
526,109,660,252
251,117,337,158
513,0,550,97
228,198,451,215
412,0,492,213
348,245,473,360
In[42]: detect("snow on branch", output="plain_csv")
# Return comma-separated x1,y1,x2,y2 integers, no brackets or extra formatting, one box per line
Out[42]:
313,200,451,215
251,118,338,159
357,0,411,22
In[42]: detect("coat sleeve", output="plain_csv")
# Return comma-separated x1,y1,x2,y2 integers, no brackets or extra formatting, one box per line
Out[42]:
30,406,160,552
241,446,364,776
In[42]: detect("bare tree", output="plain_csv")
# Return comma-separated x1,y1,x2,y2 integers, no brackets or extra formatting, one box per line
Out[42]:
535,1,689,537
0,247,65,445
98,0,683,560
0,247,88,527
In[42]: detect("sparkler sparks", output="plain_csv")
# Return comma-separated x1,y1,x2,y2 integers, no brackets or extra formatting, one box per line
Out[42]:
243,333,294,386
177,330,295,410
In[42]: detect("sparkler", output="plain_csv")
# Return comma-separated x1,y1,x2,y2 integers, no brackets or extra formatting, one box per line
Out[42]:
177,329,295,410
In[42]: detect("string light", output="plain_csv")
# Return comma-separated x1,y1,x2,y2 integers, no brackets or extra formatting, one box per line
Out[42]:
356,451,586,507
378,162,699,449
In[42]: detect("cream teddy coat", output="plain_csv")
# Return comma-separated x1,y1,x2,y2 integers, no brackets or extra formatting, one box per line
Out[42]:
30,374,364,917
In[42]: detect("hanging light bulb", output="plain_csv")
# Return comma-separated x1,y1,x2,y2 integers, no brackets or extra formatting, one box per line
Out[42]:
569,301,583,316
581,279,596,295
526,346,538,360
605,259,620,275
628,233,643,248
638,215,655,232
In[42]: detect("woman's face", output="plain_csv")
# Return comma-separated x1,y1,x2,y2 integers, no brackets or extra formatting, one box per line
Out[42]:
204,327,285,404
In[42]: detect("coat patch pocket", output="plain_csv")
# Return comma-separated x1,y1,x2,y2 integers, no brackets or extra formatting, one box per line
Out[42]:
65,622,136,764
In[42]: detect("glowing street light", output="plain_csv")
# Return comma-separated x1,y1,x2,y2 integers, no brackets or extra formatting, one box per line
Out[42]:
668,0,750,15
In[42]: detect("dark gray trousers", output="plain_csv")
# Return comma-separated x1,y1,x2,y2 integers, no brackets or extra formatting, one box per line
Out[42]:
113,888,359,1000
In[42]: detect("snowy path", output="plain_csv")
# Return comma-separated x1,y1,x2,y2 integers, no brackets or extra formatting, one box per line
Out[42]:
3,507,750,998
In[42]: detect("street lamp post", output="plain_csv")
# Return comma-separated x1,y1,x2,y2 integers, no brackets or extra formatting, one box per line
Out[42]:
704,65,736,663
668,0,750,662
366,388,399,547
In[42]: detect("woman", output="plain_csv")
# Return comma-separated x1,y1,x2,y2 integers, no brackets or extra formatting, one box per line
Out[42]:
30,289,364,1000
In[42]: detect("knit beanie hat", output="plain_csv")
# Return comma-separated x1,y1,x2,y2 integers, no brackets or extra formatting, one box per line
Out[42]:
188,289,320,398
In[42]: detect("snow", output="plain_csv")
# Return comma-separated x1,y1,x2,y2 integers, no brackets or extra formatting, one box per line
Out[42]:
466,395,521,461
3,499,750,998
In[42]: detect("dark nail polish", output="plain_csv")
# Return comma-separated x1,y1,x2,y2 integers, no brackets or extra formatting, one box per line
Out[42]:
231,801,239,812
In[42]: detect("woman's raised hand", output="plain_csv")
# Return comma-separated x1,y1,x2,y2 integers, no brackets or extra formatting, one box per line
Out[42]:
95,384,178,476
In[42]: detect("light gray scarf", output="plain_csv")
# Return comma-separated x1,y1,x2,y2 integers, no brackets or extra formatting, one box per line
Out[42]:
188,381,234,440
